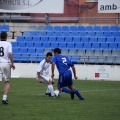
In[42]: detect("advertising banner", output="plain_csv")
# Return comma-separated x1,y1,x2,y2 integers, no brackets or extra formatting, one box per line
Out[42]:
98,0,120,13
0,0,64,13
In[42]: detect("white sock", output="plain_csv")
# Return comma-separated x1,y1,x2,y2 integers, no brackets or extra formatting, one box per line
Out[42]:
46,88,50,93
48,85,54,96
3,95,7,101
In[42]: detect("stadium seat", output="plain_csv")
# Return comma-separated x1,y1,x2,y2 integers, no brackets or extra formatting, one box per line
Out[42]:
113,56,120,65
104,56,115,64
92,43,100,49
94,50,103,56
102,50,112,56
57,37,65,42
93,26,101,32
61,26,69,31
54,26,61,31
54,31,62,36
95,56,106,64
117,43,120,49
67,43,75,49
94,31,103,37
103,31,112,37
17,36,24,42
100,43,109,50
1,25,9,32
69,26,77,31
98,37,106,43
83,43,91,49
81,37,89,43
45,26,53,31
42,43,50,48
26,42,34,48
85,49,94,56
88,56,97,64
27,48,36,54
71,31,79,36
76,49,85,56
68,49,77,56
115,37,120,43
111,50,120,56
36,48,44,56
13,54,21,62
23,31,31,37
85,26,93,32
19,48,28,54
49,36,56,43
62,31,71,36
59,43,67,48
21,54,30,63
41,37,49,42
75,43,83,49
39,31,46,36
89,37,97,43
77,26,85,32
11,42,18,47
44,48,52,55
64,36,73,42
33,36,40,42
47,31,55,36
106,37,115,43
109,26,118,32
24,37,32,41
73,37,80,43
79,31,86,37
29,53,38,63
34,42,42,48
70,56,80,63
17,42,26,47
108,43,117,50
101,26,109,32
61,49,69,55
12,48,19,54
50,43,59,49
86,31,95,37
111,32,120,37
31,31,39,36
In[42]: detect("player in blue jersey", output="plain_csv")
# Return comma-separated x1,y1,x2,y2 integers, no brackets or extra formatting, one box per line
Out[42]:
51,48,84,100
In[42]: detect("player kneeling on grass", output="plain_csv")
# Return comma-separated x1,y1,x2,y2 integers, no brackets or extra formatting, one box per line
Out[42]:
36,52,55,97
51,48,84,100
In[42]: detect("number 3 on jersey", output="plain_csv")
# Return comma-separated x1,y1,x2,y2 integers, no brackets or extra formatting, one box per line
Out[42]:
62,58,67,65
0,47,4,57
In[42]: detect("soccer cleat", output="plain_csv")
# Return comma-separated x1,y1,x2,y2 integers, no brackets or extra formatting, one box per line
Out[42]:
45,92,51,96
79,97,84,100
2,100,8,104
71,92,74,100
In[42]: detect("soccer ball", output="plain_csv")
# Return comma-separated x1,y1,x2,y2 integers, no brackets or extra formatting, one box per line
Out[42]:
54,89,61,97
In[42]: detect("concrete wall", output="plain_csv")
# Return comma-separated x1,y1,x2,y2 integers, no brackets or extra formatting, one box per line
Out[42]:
11,63,120,81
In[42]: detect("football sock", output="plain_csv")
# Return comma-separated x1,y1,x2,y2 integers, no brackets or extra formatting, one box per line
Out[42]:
46,88,50,93
48,85,54,96
74,88,84,100
61,87,73,94
3,95,7,101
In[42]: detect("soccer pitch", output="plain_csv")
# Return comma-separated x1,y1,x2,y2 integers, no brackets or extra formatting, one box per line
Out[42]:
0,78,120,120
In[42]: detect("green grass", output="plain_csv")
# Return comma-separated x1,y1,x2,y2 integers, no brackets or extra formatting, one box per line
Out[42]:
0,78,120,120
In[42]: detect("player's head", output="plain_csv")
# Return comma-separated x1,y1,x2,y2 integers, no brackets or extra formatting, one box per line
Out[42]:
46,52,53,62
53,48,61,56
0,32,7,41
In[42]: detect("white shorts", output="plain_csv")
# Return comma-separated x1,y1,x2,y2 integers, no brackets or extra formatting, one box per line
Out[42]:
36,75,52,84
0,63,11,82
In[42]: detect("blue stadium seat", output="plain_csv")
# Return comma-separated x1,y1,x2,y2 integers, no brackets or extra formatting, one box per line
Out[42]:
86,32,94,37
36,48,44,55
26,42,34,48
71,56,80,63
27,48,36,54
50,43,59,49
109,26,118,32
54,26,61,31
54,31,62,36
21,54,30,62
93,26,101,32
79,31,86,37
62,31,71,36
13,54,21,62
83,43,91,49
1,25,9,32
57,37,65,42
103,31,112,37
73,37,80,43
17,42,26,47
33,36,40,42
115,37,120,43
11,42,18,47
61,49,69,55
89,37,97,43
69,26,77,31
117,43,120,50
71,31,79,36
108,43,117,50
24,37,32,41
67,43,75,49
44,48,52,55
59,43,67,48
100,43,109,50
29,53,38,63
81,37,89,43
85,26,93,32
98,37,106,43
23,31,31,37
76,49,85,56
68,49,77,56
17,36,24,42
40,37,49,42
47,31,55,36
64,36,73,42
42,43,50,48
34,42,41,48
77,26,85,32
101,26,109,32
31,31,39,36
12,47,19,54
94,50,103,56
85,50,94,56
75,43,83,49
45,26,53,31
95,56,106,64
49,36,56,43
94,31,103,37
39,31,46,36
106,37,115,43
92,43,100,49
118,26,120,32
61,26,69,31
111,50,120,56
102,50,112,56
111,32,120,37
19,48,27,54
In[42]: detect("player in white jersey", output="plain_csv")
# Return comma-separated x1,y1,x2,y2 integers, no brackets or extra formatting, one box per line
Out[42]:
0,32,15,104
36,52,55,97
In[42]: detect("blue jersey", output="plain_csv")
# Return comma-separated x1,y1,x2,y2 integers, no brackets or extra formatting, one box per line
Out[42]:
51,54,74,75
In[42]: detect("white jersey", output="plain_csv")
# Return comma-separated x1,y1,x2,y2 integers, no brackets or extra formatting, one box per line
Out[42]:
0,41,12,63
36,59,50,76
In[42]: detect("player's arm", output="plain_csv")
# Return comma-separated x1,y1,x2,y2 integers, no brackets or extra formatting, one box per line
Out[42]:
51,63,55,78
71,66,78,79
37,72,43,83
8,52,15,70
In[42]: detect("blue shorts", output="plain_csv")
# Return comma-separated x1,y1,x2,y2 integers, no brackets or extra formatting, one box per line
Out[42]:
57,70,73,87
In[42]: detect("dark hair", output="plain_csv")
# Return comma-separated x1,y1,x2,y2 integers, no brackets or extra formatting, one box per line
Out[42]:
46,52,53,57
0,32,7,40
54,48,61,54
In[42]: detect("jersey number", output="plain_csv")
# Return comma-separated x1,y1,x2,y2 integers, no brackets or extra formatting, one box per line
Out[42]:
62,58,67,65
0,47,4,57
